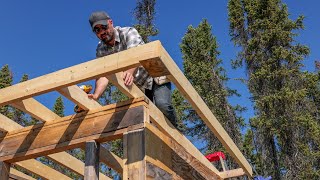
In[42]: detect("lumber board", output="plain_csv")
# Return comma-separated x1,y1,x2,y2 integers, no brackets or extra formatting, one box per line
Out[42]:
99,147,123,174
14,159,71,180
1,161,10,180
148,101,221,176
123,129,146,180
0,114,91,179
219,168,246,179
0,100,147,162
5,98,111,179
145,124,219,180
146,162,172,180
0,114,23,132
0,41,161,106
11,93,121,178
58,85,101,110
10,169,36,180
84,140,100,180
11,98,60,122
155,46,252,177
47,152,109,179
97,68,222,178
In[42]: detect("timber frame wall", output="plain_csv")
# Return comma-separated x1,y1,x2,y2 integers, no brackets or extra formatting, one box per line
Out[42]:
0,41,252,180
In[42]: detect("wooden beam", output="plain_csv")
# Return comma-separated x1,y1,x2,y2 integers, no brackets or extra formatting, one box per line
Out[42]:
1,161,10,180
95,67,222,178
11,98,60,122
0,99,146,162
219,168,246,179
47,152,110,180
146,162,172,179
14,159,71,180
58,85,101,110
107,73,143,99
3,101,110,179
99,147,123,174
10,169,36,180
151,46,252,177
148,101,221,176
123,129,146,180
0,113,74,178
0,41,161,106
58,83,132,175
145,123,220,180
85,141,100,180
0,114,23,132
14,90,124,177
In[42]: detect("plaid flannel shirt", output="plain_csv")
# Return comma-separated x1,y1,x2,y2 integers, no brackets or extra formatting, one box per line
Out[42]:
96,26,153,90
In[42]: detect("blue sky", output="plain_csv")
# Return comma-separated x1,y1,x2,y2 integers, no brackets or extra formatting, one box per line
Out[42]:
0,1,319,136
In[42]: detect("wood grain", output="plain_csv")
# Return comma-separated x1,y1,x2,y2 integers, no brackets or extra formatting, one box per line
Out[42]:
0,102,146,162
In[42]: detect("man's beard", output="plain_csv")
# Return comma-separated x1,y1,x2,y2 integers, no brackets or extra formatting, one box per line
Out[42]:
101,30,114,44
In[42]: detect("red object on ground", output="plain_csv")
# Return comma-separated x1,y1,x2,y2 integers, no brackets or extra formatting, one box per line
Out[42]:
205,152,226,162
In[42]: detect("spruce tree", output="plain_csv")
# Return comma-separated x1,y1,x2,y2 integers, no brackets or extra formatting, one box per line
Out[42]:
175,19,244,170
228,0,320,178
0,65,13,118
53,96,64,117
133,0,158,43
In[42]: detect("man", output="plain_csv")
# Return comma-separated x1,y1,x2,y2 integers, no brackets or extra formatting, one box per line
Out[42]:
88,11,178,128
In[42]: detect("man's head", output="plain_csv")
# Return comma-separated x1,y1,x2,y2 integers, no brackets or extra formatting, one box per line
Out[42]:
89,11,115,44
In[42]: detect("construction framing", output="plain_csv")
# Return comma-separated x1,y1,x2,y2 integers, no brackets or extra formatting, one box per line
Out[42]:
0,41,252,179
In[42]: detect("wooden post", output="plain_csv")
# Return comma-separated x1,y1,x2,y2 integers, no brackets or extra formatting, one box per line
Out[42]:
123,129,146,180
85,140,100,180
0,161,10,180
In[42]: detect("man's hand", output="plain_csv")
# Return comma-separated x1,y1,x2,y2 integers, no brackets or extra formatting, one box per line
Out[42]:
123,71,134,86
88,93,99,101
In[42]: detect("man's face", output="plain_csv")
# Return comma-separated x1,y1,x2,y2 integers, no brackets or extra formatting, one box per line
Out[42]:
93,19,114,43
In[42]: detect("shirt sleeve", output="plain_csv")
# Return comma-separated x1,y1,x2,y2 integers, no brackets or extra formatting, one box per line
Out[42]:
125,27,145,49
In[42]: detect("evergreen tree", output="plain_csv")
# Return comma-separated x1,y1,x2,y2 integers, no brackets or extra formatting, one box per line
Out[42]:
53,96,64,117
0,65,13,118
133,0,158,43
228,0,320,179
175,19,244,170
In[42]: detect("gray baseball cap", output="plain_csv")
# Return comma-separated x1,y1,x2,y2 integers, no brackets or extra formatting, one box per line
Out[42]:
89,11,110,30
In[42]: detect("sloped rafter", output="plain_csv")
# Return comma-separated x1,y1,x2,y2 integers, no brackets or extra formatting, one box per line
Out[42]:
154,47,252,176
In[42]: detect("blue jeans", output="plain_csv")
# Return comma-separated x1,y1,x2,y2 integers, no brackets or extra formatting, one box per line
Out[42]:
145,82,178,128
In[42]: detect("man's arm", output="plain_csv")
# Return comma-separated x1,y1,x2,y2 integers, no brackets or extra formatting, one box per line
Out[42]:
88,77,109,100
122,27,144,87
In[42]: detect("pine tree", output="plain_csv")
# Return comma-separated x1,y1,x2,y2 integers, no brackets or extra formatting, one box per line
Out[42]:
175,19,244,170
53,96,64,117
0,65,13,118
228,0,320,179
133,0,158,43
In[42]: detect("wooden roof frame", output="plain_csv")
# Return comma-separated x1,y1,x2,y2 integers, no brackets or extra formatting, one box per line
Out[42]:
0,41,252,179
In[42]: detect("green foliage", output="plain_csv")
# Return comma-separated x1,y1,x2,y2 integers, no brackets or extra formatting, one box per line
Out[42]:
228,0,320,178
0,65,13,118
53,96,64,117
175,19,245,170
133,0,158,43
